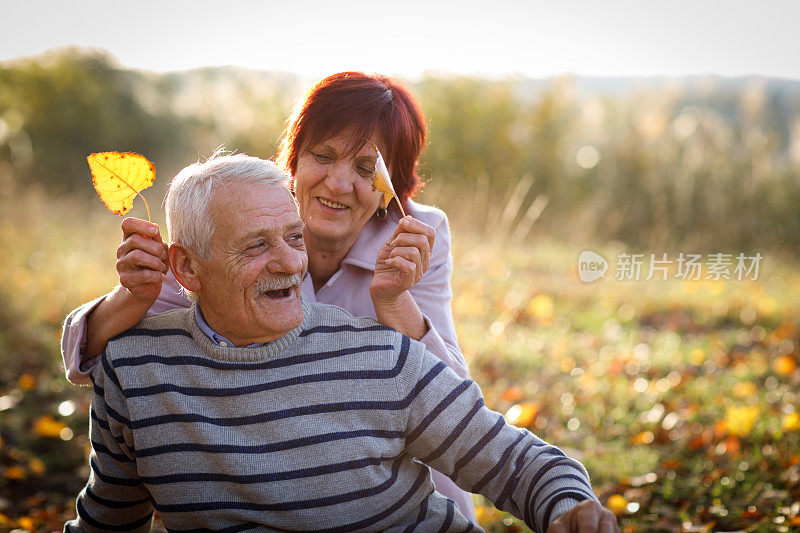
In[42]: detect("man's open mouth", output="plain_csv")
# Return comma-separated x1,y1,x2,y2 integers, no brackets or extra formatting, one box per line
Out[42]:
263,287,293,299
255,274,302,300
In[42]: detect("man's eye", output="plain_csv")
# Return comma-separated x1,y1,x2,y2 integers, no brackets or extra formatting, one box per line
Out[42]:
288,233,304,244
248,241,266,251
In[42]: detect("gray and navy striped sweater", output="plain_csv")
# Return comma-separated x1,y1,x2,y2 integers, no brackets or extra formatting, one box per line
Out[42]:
66,300,597,532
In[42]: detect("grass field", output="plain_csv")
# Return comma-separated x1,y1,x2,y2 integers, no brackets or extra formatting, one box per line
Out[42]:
0,189,798,532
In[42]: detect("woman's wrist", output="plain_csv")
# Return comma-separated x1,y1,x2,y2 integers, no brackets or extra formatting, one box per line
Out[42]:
370,289,429,341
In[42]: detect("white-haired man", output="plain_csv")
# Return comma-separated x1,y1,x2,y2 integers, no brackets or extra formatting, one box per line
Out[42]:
66,154,618,532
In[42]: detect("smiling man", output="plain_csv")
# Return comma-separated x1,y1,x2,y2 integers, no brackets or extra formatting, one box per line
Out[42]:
65,154,617,533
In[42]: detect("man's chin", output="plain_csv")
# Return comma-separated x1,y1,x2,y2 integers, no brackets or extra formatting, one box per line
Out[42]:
255,286,304,327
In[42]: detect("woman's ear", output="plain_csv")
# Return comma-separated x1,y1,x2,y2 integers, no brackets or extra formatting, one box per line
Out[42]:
169,243,202,294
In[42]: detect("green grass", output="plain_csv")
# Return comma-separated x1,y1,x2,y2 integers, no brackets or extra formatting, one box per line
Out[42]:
0,189,798,531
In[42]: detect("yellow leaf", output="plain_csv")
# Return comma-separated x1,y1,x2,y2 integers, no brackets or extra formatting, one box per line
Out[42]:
33,415,67,439
783,412,800,432
87,152,155,220
527,294,554,321
368,142,406,218
607,494,628,515
733,381,757,398
723,405,759,437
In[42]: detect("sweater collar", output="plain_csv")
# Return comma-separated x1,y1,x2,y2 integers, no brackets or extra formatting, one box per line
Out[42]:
189,299,313,362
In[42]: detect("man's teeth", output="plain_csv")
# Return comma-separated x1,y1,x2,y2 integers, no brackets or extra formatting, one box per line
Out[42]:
318,198,348,209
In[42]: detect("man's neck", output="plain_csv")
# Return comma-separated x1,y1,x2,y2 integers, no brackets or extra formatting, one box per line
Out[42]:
196,304,283,347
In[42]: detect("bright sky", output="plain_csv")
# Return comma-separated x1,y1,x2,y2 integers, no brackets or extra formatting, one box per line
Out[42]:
2,0,799,79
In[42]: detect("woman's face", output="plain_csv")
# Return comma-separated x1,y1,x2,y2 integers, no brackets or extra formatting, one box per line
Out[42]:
293,129,385,249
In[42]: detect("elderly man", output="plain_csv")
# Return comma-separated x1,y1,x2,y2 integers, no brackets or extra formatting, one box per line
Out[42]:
66,154,617,532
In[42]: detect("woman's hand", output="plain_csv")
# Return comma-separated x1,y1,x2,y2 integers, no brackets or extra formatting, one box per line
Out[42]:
116,217,169,305
369,217,436,304
84,217,168,356
369,217,436,341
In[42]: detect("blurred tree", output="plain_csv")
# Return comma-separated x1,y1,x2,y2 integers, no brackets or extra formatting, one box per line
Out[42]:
0,48,188,194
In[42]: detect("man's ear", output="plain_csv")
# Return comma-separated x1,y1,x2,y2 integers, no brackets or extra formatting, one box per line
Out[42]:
169,243,202,294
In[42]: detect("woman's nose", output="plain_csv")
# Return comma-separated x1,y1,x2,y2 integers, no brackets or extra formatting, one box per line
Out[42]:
324,163,355,194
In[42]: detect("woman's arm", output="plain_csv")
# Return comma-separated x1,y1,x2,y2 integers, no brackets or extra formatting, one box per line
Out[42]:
370,212,469,379
61,218,189,385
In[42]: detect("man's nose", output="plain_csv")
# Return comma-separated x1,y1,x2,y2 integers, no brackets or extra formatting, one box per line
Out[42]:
267,242,305,274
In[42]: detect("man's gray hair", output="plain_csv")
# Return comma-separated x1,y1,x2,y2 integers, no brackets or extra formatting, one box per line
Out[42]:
165,152,291,260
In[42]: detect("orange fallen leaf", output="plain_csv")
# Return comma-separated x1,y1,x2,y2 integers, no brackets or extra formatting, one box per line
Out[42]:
87,152,155,220
501,385,525,403
368,142,406,218
630,431,655,445
33,415,67,439
773,354,798,376
4,465,25,479
17,373,35,390
28,458,46,476
17,516,35,530
505,402,539,428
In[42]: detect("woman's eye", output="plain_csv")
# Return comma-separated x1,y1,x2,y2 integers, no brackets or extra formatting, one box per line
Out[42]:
312,152,333,163
357,165,375,177
247,241,266,251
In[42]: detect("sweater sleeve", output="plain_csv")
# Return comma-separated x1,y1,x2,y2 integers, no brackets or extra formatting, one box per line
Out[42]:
61,271,190,386
399,341,598,532
408,212,470,379
64,352,153,532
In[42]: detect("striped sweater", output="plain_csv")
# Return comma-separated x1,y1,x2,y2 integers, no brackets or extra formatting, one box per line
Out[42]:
66,300,597,532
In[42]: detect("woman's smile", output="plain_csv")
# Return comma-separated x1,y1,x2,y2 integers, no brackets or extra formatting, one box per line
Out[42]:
293,129,385,249
316,197,349,210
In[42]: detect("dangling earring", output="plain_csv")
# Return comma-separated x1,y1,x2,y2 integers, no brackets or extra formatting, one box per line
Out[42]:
376,207,388,220
289,178,296,197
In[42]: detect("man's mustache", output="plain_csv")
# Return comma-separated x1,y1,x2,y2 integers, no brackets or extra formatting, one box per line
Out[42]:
253,273,302,295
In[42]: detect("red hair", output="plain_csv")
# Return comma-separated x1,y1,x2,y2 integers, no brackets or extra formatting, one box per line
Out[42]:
276,72,426,205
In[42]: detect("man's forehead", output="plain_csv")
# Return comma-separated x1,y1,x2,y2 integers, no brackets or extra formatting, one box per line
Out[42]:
211,183,300,233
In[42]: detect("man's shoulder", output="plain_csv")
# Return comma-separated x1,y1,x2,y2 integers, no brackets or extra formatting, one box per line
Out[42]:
303,301,429,358
303,301,398,338
106,308,194,353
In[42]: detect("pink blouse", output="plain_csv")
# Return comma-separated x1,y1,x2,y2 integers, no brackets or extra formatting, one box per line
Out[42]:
60,200,475,519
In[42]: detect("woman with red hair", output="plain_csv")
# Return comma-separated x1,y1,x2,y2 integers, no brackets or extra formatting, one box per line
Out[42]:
62,72,475,519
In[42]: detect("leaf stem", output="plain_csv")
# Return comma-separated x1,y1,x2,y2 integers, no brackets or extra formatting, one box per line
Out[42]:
137,192,151,222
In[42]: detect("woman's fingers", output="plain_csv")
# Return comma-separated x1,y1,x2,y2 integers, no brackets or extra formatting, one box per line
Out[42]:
399,217,435,246
388,246,424,280
389,233,431,271
120,248,167,271
121,217,162,241
117,233,169,262
119,267,166,288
